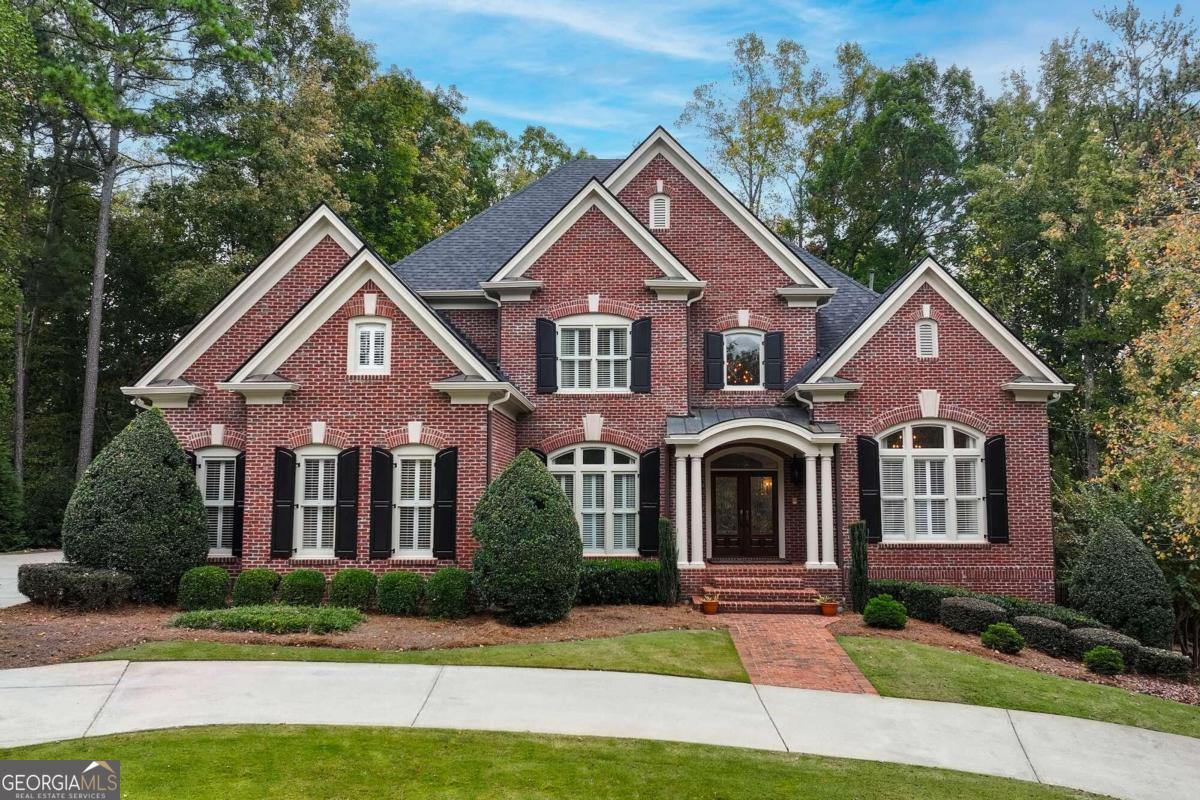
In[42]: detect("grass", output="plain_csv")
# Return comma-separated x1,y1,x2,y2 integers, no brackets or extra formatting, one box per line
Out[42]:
0,725,1103,799
170,605,365,634
839,636,1200,739
90,629,751,683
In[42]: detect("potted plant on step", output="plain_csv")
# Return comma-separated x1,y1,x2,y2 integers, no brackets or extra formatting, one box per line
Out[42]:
817,595,839,617
700,592,719,615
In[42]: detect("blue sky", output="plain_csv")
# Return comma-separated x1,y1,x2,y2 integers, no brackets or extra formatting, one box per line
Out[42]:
348,1,1185,157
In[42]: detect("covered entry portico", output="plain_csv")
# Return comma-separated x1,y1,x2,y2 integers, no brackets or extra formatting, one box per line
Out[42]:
665,407,844,569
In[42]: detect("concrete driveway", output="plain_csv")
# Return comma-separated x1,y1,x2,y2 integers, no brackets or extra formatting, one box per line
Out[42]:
2,659,1197,800
0,550,61,608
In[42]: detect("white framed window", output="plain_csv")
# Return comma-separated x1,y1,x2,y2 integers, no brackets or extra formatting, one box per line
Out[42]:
557,314,631,392
649,194,670,229
549,445,639,554
196,446,239,554
724,329,764,389
294,445,339,556
878,422,984,541
393,445,435,557
916,318,938,358
348,316,391,374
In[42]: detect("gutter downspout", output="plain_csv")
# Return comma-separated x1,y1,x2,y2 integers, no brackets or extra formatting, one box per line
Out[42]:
485,388,513,483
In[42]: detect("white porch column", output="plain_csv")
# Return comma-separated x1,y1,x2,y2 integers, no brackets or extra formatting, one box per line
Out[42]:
689,455,704,566
674,454,689,566
805,455,819,567
820,452,836,566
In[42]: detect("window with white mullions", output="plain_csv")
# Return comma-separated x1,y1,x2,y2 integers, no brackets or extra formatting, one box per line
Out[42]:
395,454,434,556
196,447,238,554
549,445,639,553
877,422,984,541
295,447,338,556
358,323,386,368
556,315,631,392
348,317,391,375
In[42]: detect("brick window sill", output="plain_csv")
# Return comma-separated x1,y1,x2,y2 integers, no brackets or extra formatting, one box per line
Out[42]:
288,557,340,565
206,554,239,564
877,541,992,550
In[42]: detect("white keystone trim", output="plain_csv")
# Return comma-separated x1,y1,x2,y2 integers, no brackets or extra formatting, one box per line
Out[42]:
487,179,700,287
583,413,604,441
604,128,829,290
806,256,1071,387
132,204,362,387
407,420,423,444
918,389,941,417
211,424,225,446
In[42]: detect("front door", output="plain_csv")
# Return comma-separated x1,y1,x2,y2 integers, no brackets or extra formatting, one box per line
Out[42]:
711,471,778,557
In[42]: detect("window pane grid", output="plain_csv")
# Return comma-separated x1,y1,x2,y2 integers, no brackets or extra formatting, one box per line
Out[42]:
559,324,629,391
297,456,336,554
395,457,434,554
549,446,638,553
877,424,985,541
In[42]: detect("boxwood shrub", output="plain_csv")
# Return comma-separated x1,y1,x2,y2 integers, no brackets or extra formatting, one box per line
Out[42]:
171,605,364,634
981,622,1025,654
1136,646,1192,679
863,594,907,629
231,568,280,606
176,566,229,611
866,579,913,604
1067,627,1141,665
1084,645,1125,675
1013,615,1069,657
17,563,132,610
940,597,1007,634
577,559,658,605
377,572,425,616
867,579,1102,629
279,569,326,606
426,567,472,619
906,583,971,622
329,568,377,610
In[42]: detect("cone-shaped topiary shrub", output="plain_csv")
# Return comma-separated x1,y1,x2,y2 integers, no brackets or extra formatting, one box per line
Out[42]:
61,408,206,603
657,517,680,606
0,449,27,552
472,449,582,625
848,521,869,613
1069,518,1174,648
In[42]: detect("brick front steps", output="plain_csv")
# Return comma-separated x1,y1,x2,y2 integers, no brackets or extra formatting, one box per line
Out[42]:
691,572,823,614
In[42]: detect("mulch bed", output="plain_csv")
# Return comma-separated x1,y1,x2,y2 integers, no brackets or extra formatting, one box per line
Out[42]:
829,613,1200,706
0,602,721,669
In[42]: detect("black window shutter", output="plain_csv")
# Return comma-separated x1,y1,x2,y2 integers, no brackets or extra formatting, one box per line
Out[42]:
535,318,557,393
703,332,724,389
271,448,296,558
433,447,458,559
231,453,246,557
631,317,652,393
527,448,547,464
763,332,784,389
370,447,394,559
637,447,661,555
985,435,1009,543
334,447,360,559
857,436,882,543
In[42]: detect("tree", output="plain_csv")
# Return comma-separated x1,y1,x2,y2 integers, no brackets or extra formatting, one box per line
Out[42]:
471,122,590,201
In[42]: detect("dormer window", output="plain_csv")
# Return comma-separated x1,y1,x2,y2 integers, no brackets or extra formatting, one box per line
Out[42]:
916,319,938,358
348,317,391,374
649,194,670,229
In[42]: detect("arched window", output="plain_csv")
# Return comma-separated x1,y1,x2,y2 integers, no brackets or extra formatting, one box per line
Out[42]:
548,445,639,553
915,318,938,358
393,444,436,557
195,446,239,554
724,329,764,388
649,194,670,229
878,422,984,540
294,444,340,556
557,314,631,392
348,316,391,374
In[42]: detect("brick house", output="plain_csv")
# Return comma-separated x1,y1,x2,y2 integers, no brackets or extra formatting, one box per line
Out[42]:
123,128,1072,608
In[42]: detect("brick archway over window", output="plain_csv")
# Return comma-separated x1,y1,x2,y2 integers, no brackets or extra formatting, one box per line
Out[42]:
540,425,649,454
545,298,641,320
866,404,992,436
184,427,247,451
382,425,450,450
712,311,772,332
284,425,353,449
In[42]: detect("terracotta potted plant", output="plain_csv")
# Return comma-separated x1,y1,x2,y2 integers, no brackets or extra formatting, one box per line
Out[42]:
700,593,720,615
818,594,839,616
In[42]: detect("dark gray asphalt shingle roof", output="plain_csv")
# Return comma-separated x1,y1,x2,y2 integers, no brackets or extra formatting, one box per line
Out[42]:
666,405,840,436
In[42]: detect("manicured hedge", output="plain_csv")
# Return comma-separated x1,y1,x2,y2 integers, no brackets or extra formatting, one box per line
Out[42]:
981,622,1024,654
1013,615,1069,657
863,594,907,629
279,569,326,606
17,563,132,610
171,605,364,634
232,568,280,606
867,579,1102,629
577,559,659,605
1136,646,1192,678
426,567,472,619
176,566,229,611
377,572,425,616
1066,627,1141,665
329,568,377,611
1084,645,1125,675
940,597,1006,634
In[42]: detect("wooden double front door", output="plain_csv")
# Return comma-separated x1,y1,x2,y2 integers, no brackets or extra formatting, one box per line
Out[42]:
711,470,779,557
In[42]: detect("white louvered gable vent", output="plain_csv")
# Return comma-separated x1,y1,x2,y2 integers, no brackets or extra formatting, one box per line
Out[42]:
916,319,938,358
649,194,670,230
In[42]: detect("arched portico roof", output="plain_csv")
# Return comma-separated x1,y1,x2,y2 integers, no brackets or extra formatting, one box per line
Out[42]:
665,407,842,457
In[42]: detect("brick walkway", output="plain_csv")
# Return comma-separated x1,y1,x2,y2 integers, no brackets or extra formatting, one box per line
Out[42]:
723,614,877,694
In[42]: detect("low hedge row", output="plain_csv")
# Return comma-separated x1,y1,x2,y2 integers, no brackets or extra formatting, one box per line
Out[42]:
576,559,659,605
171,605,364,634
867,579,1102,628
18,563,133,610
941,597,1007,634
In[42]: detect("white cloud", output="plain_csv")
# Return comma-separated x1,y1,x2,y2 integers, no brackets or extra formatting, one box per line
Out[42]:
467,96,650,135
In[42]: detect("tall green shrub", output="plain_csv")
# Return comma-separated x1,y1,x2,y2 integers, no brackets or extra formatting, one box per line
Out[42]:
0,450,27,552
657,517,680,606
1069,518,1174,648
471,449,581,625
848,521,869,612
61,409,206,603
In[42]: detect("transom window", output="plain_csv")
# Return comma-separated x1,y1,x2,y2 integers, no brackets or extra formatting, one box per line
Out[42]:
557,315,630,391
879,423,984,541
196,447,238,554
549,445,638,554
295,445,339,556
394,447,435,557
724,330,763,388
348,317,391,374
916,318,938,358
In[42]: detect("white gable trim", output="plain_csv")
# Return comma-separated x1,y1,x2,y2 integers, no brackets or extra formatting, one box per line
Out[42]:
604,127,829,290
808,256,1070,385
229,248,497,383
488,179,699,286
133,204,362,387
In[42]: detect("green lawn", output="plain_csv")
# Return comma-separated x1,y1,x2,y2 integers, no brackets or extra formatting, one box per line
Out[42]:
839,636,1200,739
90,629,750,682
0,726,1103,799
